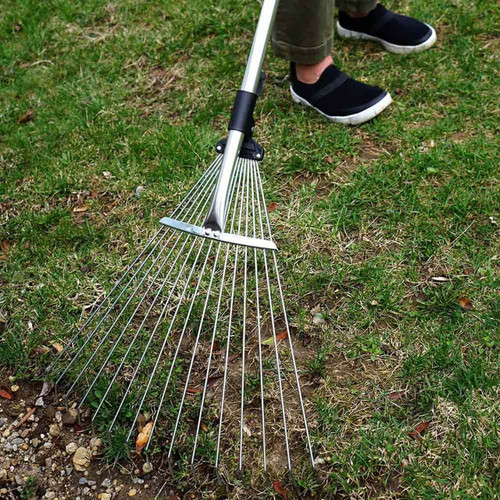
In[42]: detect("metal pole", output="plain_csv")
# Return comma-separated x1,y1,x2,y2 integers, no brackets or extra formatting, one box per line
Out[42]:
202,0,279,234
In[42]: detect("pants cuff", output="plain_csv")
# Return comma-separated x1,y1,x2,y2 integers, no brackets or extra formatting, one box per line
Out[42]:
271,36,333,65
336,0,377,14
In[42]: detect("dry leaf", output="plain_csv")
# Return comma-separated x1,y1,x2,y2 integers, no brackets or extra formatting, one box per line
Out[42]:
200,422,208,432
0,240,11,253
73,204,89,213
272,481,287,500
136,413,146,432
51,342,64,353
30,346,50,357
388,391,406,401
458,297,473,310
267,202,277,212
18,109,36,124
262,330,287,346
409,421,429,439
136,421,153,454
0,386,13,400
186,387,203,394
325,156,334,164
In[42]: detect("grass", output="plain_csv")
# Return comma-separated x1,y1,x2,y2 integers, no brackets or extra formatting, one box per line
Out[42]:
1,0,499,498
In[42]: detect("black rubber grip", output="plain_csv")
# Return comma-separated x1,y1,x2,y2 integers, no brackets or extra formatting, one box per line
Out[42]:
228,90,258,135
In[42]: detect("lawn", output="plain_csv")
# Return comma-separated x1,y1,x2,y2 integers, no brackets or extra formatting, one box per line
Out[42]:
0,0,499,498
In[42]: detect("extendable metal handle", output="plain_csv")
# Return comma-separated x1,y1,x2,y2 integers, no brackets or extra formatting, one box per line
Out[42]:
202,0,279,235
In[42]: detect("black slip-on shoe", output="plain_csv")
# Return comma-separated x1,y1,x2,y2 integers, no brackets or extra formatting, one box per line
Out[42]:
337,4,437,54
290,62,392,125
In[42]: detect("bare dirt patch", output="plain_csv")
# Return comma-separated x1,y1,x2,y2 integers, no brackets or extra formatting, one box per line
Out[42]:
0,380,168,499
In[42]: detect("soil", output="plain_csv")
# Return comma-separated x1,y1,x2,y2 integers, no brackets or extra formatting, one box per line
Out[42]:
0,381,173,500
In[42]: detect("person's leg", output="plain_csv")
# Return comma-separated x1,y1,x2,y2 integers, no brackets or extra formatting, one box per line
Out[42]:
272,0,392,125
272,0,334,66
336,1,437,53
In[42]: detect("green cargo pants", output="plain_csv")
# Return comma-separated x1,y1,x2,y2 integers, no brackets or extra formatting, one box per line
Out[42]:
272,0,377,64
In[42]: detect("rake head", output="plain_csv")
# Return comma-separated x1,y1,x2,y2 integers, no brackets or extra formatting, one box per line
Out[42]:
47,154,314,474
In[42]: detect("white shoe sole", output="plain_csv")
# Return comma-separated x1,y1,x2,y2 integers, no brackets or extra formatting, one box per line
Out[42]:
336,22,437,54
290,86,392,125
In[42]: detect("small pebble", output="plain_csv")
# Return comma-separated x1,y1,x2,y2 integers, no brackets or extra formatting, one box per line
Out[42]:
312,312,325,325
135,186,145,198
35,397,44,407
62,408,78,425
90,437,102,449
49,424,61,437
73,447,91,471
128,489,137,497
142,461,153,474
66,442,78,454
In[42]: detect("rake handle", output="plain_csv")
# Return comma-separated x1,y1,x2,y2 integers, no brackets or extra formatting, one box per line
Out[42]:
202,0,279,235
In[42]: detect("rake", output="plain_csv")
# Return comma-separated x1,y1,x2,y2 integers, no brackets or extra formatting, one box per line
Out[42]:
48,0,314,473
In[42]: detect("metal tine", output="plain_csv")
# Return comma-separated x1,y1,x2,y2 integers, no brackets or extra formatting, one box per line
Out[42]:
249,157,267,471
191,157,246,464
47,155,223,374
143,238,215,453
90,163,228,420
64,232,191,399
123,234,208,441
112,159,243,438
215,158,249,469
106,231,205,432
167,242,223,459
50,158,222,385
165,157,244,457
143,161,242,456
75,159,224,409
252,160,292,471
78,232,193,411
239,158,251,470
56,160,222,392
144,160,246,452
254,161,315,466
116,232,204,437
